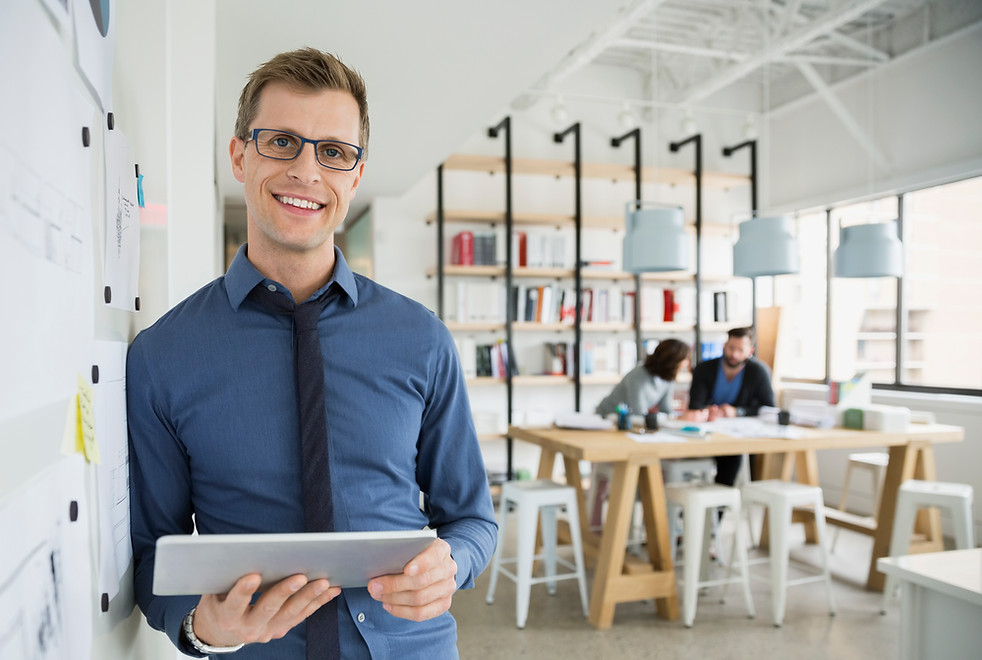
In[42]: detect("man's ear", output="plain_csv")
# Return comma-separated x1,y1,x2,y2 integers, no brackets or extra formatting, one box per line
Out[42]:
230,137,246,183
348,160,365,196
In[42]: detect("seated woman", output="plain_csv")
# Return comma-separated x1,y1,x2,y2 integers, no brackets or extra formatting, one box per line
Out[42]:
595,338,690,418
589,339,690,532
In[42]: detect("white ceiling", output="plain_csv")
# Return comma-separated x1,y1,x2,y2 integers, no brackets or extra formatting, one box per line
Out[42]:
215,0,980,225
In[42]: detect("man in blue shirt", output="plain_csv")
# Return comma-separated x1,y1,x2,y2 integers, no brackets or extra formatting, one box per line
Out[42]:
127,48,496,659
682,326,775,486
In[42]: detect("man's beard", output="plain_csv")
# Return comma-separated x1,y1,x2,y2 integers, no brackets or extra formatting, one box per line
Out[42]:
724,355,748,369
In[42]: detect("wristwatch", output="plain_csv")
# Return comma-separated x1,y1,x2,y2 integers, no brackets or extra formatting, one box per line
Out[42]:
183,606,245,655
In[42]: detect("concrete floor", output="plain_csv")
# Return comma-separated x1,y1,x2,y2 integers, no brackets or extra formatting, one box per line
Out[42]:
452,514,904,660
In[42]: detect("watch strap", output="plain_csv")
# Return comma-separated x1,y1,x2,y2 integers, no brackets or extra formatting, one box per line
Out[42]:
183,606,245,655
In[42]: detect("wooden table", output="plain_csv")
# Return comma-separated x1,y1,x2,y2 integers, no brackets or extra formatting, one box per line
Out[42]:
508,422,964,629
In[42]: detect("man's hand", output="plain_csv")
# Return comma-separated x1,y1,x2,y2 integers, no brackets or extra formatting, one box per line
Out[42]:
192,573,340,647
367,538,457,622
680,408,709,422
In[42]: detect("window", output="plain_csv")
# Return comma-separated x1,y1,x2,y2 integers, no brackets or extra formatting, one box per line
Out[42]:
772,211,828,381
901,178,982,390
780,176,982,394
829,198,900,384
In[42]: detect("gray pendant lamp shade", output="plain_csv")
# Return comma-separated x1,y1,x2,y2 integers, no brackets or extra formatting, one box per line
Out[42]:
834,220,904,278
623,204,690,273
732,215,800,278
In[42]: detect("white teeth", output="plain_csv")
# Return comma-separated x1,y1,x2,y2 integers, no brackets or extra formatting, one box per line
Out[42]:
276,195,323,210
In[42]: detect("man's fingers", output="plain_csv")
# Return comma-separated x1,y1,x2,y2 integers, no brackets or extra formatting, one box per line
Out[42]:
251,579,341,642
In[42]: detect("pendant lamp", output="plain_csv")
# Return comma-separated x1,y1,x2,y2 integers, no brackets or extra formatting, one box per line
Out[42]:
623,203,689,273
834,220,903,278
732,215,800,278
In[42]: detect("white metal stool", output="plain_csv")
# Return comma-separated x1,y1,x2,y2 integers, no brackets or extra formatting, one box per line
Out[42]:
588,458,716,557
664,482,755,627
485,479,589,628
831,452,889,552
740,480,837,627
664,458,717,561
880,479,975,614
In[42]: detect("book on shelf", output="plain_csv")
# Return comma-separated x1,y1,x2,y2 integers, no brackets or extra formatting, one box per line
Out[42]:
543,342,568,375
461,339,517,379
454,336,477,378
525,231,570,268
511,231,527,268
452,280,504,324
577,285,631,324
578,338,638,376
473,231,497,266
713,291,729,323
450,230,474,266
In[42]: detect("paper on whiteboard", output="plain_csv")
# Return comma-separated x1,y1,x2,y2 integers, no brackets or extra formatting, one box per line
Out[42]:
91,341,132,604
0,0,96,423
0,456,92,660
102,128,140,311
72,0,115,111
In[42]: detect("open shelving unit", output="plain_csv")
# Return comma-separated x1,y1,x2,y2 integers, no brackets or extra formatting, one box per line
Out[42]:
431,122,751,479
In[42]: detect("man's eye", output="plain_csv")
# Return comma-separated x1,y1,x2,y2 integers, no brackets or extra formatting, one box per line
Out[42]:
320,146,342,159
273,137,293,148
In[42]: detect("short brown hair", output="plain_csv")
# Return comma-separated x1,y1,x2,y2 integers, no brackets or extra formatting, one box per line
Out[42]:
643,338,690,381
234,47,370,158
727,326,756,345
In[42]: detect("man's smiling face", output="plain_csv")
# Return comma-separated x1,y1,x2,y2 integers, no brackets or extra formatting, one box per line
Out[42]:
230,82,364,264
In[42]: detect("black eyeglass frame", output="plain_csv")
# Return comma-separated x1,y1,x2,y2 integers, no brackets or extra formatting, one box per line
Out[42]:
246,128,364,171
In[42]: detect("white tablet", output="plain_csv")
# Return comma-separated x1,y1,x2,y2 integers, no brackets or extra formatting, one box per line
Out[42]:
152,529,437,596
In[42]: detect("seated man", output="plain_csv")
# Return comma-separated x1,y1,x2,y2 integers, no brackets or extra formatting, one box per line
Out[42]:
681,326,775,486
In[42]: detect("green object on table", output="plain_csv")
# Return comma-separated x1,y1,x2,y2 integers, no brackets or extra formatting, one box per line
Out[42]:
516,468,532,481
843,407,864,430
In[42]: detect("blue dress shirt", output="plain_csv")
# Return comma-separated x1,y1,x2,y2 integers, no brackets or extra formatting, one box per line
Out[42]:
127,245,497,659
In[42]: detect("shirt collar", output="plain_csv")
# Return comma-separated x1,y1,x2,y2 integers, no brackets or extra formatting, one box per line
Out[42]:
224,244,359,311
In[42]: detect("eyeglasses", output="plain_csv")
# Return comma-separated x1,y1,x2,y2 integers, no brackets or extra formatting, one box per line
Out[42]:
247,128,363,171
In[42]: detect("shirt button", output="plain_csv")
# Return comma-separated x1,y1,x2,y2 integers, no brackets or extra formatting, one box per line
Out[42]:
266,284,277,292
357,612,366,623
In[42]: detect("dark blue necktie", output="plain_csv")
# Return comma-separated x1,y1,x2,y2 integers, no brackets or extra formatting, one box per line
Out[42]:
250,283,339,660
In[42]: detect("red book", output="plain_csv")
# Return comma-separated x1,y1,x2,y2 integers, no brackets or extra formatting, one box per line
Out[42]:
663,289,675,322
512,231,527,267
451,231,474,266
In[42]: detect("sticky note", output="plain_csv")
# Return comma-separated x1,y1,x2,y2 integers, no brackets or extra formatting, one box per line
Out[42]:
61,396,82,455
77,374,101,464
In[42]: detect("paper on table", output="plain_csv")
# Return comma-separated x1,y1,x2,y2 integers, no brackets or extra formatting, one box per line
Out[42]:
554,412,614,430
627,431,689,443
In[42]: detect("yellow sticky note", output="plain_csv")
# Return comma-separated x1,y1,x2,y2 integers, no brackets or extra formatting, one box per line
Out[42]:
61,395,83,456
75,395,85,453
77,374,101,464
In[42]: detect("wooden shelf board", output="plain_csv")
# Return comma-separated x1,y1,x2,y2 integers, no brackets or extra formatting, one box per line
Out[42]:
442,154,749,189
512,375,572,386
429,265,505,278
640,272,695,282
514,266,575,279
581,322,633,333
465,377,505,386
512,322,573,332
640,322,696,332
428,210,735,235
579,374,623,386
443,321,505,333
